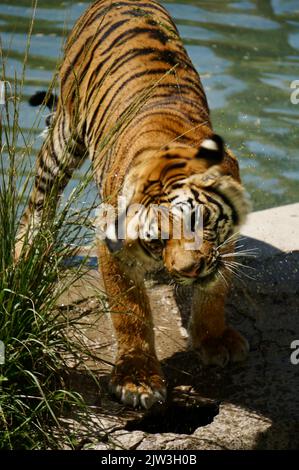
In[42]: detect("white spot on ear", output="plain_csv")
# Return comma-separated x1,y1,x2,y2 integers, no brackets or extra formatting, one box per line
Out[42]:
201,139,219,151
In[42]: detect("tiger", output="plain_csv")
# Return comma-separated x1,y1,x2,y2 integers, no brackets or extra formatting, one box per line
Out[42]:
17,0,250,409
29,90,58,131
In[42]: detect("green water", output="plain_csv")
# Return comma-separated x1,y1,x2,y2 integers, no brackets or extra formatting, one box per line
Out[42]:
1,0,299,210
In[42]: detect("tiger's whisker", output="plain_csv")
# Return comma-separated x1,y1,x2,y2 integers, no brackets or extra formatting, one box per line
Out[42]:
223,260,256,271
216,231,242,249
217,268,229,287
221,251,257,258
234,246,259,253
223,264,244,281
223,262,256,281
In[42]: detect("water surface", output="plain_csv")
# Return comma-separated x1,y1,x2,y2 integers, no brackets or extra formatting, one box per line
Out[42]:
1,0,299,211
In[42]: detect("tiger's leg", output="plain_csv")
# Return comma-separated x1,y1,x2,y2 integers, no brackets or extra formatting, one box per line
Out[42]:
98,242,166,409
189,280,249,367
16,108,86,258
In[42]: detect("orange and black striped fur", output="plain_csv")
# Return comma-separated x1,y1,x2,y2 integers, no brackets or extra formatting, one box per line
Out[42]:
17,0,250,409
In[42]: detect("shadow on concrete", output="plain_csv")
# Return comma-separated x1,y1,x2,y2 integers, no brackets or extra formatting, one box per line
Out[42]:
165,236,299,449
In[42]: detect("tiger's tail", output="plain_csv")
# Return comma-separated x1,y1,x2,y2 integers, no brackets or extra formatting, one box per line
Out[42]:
29,90,58,134
29,90,58,111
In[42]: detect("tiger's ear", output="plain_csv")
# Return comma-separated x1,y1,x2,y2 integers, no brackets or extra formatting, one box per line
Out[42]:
196,134,224,164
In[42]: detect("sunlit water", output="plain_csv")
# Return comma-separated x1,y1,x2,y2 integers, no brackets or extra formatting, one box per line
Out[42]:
1,0,299,213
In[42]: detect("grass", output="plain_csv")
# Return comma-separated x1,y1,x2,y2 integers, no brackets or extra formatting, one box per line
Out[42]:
0,76,99,449
0,11,102,444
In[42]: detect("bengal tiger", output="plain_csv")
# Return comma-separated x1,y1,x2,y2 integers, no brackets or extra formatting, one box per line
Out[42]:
17,0,250,409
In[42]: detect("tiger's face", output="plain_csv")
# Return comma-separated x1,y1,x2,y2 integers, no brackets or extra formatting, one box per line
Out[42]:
105,134,249,284
162,180,239,285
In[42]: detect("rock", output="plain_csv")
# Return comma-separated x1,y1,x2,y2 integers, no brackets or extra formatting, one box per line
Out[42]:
193,403,272,450
109,430,146,450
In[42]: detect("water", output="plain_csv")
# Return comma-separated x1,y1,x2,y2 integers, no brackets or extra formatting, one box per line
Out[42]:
1,0,299,211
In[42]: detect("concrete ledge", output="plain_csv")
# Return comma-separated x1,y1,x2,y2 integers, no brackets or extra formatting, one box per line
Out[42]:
241,203,299,254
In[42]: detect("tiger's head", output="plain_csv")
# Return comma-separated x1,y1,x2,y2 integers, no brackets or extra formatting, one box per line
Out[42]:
103,134,250,285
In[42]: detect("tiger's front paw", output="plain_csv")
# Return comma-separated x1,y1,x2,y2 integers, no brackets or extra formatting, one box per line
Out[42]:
109,352,167,409
195,327,249,367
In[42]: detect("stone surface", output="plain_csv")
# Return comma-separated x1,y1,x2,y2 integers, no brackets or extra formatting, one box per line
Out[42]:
60,203,299,450
241,202,299,253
